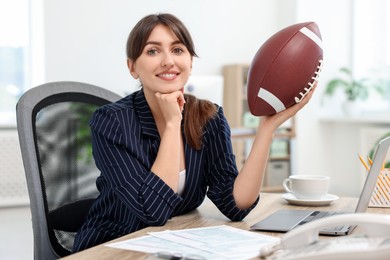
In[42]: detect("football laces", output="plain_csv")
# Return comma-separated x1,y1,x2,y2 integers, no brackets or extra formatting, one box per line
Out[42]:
294,59,323,103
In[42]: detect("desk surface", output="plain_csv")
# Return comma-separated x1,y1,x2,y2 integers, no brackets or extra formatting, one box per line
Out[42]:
63,193,390,259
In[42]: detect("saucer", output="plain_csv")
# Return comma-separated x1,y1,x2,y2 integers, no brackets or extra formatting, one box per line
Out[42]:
282,193,339,206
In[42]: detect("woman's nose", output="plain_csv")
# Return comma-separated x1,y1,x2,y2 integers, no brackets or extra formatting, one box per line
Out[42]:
161,54,174,68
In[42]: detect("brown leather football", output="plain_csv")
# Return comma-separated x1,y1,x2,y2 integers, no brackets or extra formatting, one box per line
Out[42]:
247,22,323,116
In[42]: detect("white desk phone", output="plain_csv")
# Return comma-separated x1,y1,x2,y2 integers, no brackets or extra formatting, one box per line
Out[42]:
260,213,390,260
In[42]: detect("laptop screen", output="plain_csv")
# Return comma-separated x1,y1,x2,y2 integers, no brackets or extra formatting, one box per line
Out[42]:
355,136,390,213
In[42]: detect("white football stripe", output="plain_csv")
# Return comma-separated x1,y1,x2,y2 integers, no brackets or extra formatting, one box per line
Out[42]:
257,87,286,113
299,27,323,49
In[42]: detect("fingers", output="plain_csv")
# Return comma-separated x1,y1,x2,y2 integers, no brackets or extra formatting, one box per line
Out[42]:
288,82,317,112
260,83,317,131
155,91,185,122
155,91,185,108
298,81,317,106
177,93,186,112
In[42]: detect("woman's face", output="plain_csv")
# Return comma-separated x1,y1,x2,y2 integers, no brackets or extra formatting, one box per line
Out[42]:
128,24,192,95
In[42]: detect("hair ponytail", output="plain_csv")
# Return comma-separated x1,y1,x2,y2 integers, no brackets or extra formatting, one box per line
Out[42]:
183,94,217,150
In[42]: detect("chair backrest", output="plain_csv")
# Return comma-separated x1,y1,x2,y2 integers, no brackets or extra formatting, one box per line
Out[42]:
16,81,122,259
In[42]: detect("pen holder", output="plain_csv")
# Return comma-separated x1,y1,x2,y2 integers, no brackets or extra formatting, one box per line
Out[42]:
369,169,390,208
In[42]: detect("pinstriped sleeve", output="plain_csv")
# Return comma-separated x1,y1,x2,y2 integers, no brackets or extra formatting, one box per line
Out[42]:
206,107,259,221
90,107,183,226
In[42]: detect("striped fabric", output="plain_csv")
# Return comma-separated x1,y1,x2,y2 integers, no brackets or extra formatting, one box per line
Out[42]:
73,89,259,252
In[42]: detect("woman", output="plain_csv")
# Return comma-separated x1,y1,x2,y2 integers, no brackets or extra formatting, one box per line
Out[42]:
73,13,315,252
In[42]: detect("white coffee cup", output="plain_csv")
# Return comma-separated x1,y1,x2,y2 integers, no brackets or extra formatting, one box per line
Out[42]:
283,175,330,200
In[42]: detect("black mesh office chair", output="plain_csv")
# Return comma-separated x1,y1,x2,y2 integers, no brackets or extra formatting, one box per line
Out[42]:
16,82,122,259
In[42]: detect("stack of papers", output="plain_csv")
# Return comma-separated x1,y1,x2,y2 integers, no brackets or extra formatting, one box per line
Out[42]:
107,225,280,260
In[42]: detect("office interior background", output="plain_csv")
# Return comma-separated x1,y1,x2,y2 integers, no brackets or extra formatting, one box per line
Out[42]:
1,0,390,258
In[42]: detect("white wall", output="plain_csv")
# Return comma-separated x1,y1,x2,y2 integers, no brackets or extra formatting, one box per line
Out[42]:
40,0,371,196
42,0,283,95
293,0,358,196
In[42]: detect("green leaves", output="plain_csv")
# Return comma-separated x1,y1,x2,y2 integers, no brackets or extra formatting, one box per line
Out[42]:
324,67,373,101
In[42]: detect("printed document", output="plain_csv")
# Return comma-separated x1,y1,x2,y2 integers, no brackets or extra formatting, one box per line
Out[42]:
106,225,279,260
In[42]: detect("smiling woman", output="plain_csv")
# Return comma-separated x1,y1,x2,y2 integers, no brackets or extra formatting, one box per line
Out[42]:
71,13,314,254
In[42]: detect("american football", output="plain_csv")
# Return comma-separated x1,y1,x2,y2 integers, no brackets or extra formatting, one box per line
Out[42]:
247,21,323,116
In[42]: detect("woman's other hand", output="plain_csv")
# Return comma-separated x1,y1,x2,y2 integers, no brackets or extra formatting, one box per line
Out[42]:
259,82,317,133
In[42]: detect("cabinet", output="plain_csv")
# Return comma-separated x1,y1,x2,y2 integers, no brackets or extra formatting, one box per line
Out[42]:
222,64,295,192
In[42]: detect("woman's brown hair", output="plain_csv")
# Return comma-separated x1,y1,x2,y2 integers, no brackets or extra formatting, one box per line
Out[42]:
126,13,217,150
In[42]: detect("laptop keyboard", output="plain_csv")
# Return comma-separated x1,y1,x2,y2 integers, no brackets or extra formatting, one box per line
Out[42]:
297,211,347,232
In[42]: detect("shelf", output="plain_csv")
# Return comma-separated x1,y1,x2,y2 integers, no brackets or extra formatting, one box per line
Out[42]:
231,127,295,139
231,127,256,139
319,114,390,124
223,64,295,191
269,156,291,161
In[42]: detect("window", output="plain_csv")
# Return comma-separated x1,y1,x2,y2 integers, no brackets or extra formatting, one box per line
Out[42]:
352,0,390,102
353,0,390,79
386,1,390,65
0,0,30,124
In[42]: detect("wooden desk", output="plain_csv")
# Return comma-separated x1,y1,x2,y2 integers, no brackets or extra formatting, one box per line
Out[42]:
63,193,390,259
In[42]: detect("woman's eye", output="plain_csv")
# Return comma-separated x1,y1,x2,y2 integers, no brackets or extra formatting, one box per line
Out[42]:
147,49,158,55
173,47,184,54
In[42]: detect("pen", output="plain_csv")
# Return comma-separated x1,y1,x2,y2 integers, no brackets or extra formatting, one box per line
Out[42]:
358,153,370,171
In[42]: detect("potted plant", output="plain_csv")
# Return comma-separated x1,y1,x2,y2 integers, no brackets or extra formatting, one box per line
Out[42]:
323,67,383,116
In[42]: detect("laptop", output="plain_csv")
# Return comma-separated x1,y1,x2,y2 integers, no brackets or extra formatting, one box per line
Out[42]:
251,136,390,236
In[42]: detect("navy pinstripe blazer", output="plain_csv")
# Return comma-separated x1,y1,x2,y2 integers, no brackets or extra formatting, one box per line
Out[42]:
73,89,259,252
